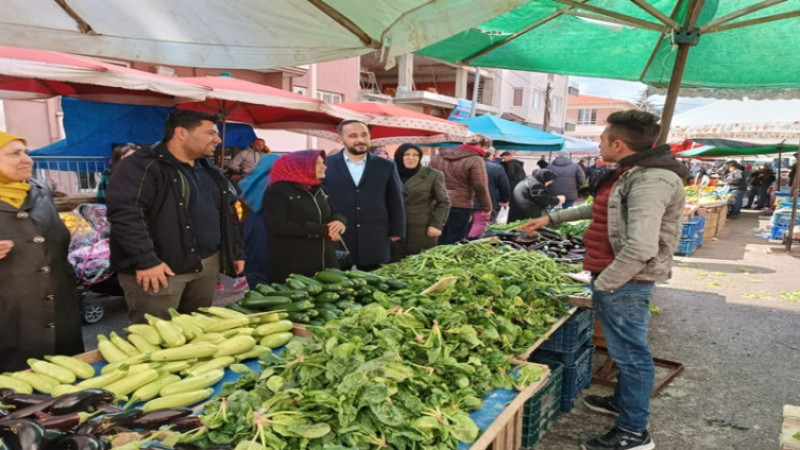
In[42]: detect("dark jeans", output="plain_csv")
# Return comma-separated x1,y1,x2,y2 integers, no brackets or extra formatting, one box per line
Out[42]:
746,186,769,209
592,278,655,433
561,199,576,209
439,207,472,245
729,189,746,216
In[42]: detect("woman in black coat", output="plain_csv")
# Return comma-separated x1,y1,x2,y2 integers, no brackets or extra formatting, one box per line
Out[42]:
263,150,347,283
0,131,84,371
508,169,563,222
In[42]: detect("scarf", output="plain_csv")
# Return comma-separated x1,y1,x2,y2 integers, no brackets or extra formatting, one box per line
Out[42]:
460,144,486,158
269,150,325,190
239,153,281,212
0,169,30,209
395,143,423,183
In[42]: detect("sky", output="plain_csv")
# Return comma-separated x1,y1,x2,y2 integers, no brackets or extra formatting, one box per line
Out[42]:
571,76,715,114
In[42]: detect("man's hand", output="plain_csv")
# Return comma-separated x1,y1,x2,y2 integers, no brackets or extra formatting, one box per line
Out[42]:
136,263,175,293
556,195,566,205
0,240,13,260
326,220,346,241
234,260,245,275
389,236,401,242
426,227,442,238
481,209,492,218
517,216,551,237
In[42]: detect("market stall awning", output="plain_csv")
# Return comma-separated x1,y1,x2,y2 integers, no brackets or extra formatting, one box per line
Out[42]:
0,1,527,69
454,115,564,151
290,102,469,145
0,45,208,104
677,143,799,158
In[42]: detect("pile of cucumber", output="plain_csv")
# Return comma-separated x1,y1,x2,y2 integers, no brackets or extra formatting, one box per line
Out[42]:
228,268,408,325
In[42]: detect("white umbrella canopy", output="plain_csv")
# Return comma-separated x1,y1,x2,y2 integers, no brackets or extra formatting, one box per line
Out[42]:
0,0,527,69
669,99,800,144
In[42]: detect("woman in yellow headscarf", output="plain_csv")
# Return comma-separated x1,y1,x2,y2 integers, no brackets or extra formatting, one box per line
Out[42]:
0,131,84,371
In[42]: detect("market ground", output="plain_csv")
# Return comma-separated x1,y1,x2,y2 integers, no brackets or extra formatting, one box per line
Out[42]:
82,209,800,449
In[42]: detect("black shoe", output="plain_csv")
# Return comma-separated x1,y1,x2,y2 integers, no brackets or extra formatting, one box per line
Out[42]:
581,426,655,450
583,395,620,417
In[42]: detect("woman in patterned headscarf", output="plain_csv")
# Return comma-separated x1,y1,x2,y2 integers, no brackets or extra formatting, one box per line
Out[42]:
263,150,347,283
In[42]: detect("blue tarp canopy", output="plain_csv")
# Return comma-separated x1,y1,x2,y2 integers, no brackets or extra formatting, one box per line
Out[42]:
31,98,257,171
454,114,565,151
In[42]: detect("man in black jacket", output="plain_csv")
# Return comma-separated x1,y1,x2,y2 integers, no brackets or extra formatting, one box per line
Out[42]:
107,110,245,323
499,151,526,189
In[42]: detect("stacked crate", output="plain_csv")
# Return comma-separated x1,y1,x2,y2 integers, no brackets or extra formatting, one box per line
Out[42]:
676,217,703,256
520,362,563,449
529,308,595,413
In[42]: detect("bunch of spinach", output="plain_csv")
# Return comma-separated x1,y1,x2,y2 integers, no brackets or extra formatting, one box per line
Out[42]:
194,242,566,449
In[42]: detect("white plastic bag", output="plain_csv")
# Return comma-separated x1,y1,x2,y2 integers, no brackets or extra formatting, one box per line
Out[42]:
495,206,510,225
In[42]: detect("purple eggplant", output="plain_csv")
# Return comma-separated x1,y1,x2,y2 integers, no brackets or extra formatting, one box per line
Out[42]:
4,396,59,420
1,393,51,408
93,403,123,414
128,408,192,429
36,411,96,431
0,388,15,401
0,418,46,450
168,415,203,433
75,408,142,436
54,434,110,450
49,390,115,416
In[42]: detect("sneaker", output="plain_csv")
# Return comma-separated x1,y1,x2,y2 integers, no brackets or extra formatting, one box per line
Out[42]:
584,395,620,417
582,426,654,450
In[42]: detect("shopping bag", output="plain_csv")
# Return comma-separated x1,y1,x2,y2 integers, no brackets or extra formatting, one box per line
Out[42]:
495,206,510,225
335,239,353,269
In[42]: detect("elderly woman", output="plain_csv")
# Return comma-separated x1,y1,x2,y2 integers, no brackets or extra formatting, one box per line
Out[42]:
508,169,564,222
391,143,450,261
0,131,84,371
263,150,346,283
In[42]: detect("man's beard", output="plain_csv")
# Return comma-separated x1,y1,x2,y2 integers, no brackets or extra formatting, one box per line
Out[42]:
345,145,369,155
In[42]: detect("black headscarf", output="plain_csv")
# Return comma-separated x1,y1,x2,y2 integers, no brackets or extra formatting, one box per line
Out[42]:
532,168,558,184
395,143,423,183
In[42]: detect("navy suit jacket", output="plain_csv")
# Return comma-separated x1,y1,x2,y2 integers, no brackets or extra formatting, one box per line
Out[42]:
323,151,406,266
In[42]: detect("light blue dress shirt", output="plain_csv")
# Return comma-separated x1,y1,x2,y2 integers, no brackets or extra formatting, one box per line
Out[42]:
343,152,367,186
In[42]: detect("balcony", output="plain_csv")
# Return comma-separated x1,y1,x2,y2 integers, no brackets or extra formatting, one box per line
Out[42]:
391,89,498,115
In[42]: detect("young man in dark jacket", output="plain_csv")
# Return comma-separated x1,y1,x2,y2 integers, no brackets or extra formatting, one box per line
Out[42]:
521,110,687,450
499,151,526,189
107,110,245,323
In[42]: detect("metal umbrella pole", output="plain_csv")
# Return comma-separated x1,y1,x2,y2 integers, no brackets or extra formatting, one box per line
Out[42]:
786,139,800,251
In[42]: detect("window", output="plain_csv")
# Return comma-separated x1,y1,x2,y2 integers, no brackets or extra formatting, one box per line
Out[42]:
292,86,307,95
552,96,562,114
533,90,544,110
316,91,343,104
512,88,524,106
577,108,597,124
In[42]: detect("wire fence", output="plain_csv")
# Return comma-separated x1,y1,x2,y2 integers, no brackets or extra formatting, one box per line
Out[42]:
31,157,107,195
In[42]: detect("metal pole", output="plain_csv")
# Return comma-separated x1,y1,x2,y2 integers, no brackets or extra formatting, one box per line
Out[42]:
219,119,227,169
786,143,799,251
657,42,691,145
469,68,481,118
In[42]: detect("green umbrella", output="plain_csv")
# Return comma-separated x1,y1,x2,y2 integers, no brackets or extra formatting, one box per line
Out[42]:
677,143,798,157
417,0,800,143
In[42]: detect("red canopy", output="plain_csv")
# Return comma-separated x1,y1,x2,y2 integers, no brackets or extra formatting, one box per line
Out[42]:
0,45,208,104
291,101,469,145
177,76,366,128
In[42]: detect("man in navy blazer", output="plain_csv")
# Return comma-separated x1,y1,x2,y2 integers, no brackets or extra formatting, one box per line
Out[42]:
323,120,406,270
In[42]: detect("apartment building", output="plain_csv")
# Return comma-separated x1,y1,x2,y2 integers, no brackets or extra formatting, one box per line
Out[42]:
566,94,639,142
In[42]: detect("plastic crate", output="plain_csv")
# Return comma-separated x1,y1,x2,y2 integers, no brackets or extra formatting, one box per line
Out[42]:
771,223,791,240
521,362,563,449
539,308,594,354
533,344,594,412
675,238,699,256
680,219,701,240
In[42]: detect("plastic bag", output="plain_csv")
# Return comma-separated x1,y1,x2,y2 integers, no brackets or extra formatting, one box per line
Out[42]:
65,204,113,284
495,206,509,225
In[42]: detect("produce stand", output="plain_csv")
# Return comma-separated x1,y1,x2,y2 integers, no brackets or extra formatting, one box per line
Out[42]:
515,306,578,361
54,193,97,212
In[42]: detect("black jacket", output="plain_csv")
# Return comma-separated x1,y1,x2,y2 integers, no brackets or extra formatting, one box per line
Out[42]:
107,143,244,276
323,151,406,266
263,182,346,283
0,180,83,371
474,159,511,211
501,158,526,188
508,175,560,222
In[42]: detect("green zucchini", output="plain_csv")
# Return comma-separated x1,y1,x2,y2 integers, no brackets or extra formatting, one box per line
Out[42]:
240,296,292,309
283,300,315,312
385,279,409,290
285,278,306,291
226,302,255,315
289,274,323,287
315,292,340,303
336,301,362,311
254,283,276,295
318,309,340,321
314,271,348,284
286,312,310,323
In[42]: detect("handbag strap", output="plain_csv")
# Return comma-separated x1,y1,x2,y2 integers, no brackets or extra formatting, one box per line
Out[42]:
337,238,350,254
